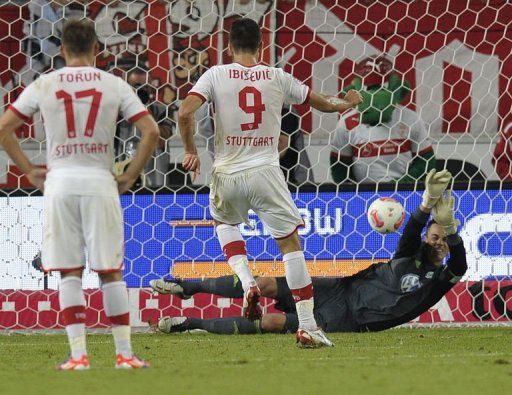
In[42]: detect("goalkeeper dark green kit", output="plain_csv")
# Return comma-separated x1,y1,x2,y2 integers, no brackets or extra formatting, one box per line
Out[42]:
276,207,468,332
164,207,467,334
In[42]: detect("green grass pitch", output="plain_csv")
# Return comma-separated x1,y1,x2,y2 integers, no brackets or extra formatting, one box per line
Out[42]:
0,328,511,395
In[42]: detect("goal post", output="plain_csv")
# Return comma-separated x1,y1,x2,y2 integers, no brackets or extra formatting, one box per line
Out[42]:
0,0,511,330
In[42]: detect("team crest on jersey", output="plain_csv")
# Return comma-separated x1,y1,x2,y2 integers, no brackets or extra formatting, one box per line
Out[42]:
400,274,421,293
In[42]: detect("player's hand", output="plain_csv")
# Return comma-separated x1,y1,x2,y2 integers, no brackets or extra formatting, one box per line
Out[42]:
27,167,47,192
116,173,137,194
421,169,452,209
344,89,363,107
432,190,459,235
183,152,201,182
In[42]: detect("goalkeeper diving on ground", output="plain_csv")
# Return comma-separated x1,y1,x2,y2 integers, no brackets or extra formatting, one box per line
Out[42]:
151,170,467,335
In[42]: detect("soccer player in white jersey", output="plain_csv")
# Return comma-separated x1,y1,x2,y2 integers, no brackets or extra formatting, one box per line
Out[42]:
176,18,363,348
0,20,159,370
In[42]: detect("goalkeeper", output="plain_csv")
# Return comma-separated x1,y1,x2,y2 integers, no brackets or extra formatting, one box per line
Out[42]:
153,170,467,334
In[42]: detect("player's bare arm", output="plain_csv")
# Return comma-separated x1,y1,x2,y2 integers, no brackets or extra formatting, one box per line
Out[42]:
0,108,47,191
178,94,204,181
278,134,289,158
116,113,159,193
309,89,363,113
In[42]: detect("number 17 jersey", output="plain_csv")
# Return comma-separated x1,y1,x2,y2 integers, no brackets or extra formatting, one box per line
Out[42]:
189,63,310,174
11,66,148,173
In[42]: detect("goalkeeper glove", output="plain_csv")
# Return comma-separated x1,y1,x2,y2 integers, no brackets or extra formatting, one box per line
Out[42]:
432,190,459,235
421,169,452,209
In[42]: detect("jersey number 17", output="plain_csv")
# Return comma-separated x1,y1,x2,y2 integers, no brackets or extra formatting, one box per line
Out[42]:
56,89,103,138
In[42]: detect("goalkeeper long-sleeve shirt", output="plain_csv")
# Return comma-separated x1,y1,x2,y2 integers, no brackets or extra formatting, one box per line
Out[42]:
344,207,468,332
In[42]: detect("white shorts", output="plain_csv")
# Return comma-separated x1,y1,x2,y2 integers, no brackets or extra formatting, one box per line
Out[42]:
209,166,303,239
41,194,124,273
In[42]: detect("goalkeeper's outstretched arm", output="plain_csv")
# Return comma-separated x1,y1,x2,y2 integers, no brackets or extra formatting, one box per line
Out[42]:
432,191,468,279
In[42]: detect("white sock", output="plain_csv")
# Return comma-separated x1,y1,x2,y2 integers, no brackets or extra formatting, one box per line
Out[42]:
295,300,317,331
283,251,317,331
66,324,87,359
229,256,256,292
111,325,132,359
59,276,87,359
283,251,311,289
102,281,132,358
216,224,256,291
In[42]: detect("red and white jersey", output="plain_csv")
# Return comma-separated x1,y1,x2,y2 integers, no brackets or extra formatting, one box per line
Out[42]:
10,66,148,195
331,106,432,182
189,63,310,174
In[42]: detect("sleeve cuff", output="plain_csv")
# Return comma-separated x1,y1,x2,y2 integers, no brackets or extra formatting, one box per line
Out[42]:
188,91,207,103
128,110,150,123
8,105,32,123
412,207,430,224
300,86,312,105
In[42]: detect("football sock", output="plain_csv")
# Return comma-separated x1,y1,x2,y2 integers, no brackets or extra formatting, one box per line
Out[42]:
102,281,132,358
181,275,244,298
283,251,317,331
186,317,261,334
216,224,256,291
59,276,87,359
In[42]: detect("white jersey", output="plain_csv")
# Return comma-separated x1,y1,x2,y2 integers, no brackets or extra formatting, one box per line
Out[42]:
11,66,148,195
331,106,432,183
189,63,310,174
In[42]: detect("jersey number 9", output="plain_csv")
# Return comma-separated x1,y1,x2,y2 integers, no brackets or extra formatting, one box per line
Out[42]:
238,86,266,132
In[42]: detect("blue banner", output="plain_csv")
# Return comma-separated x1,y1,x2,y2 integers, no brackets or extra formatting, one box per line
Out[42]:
120,189,512,286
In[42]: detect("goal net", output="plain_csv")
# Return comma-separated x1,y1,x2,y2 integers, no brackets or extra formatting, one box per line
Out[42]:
0,0,511,330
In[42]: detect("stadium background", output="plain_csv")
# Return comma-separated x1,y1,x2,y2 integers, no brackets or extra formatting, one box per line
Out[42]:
0,0,511,330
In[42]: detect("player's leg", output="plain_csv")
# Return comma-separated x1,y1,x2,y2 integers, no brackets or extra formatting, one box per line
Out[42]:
215,220,257,292
82,195,148,369
42,194,90,370
276,235,334,347
57,269,90,370
209,172,261,320
256,277,278,298
98,271,148,369
158,313,287,334
150,275,278,299
249,166,333,347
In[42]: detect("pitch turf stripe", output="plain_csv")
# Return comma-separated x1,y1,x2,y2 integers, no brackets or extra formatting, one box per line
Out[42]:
0,339,216,346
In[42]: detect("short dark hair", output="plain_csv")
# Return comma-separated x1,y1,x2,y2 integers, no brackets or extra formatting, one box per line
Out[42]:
426,219,438,233
62,19,97,56
229,18,262,53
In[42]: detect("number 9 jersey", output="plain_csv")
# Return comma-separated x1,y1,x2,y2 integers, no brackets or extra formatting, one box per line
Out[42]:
189,63,311,174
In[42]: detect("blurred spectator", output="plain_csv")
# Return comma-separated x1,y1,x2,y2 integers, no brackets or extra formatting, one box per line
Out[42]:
23,0,86,82
115,67,175,189
197,104,313,185
330,56,436,184
493,128,512,181
278,106,314,185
